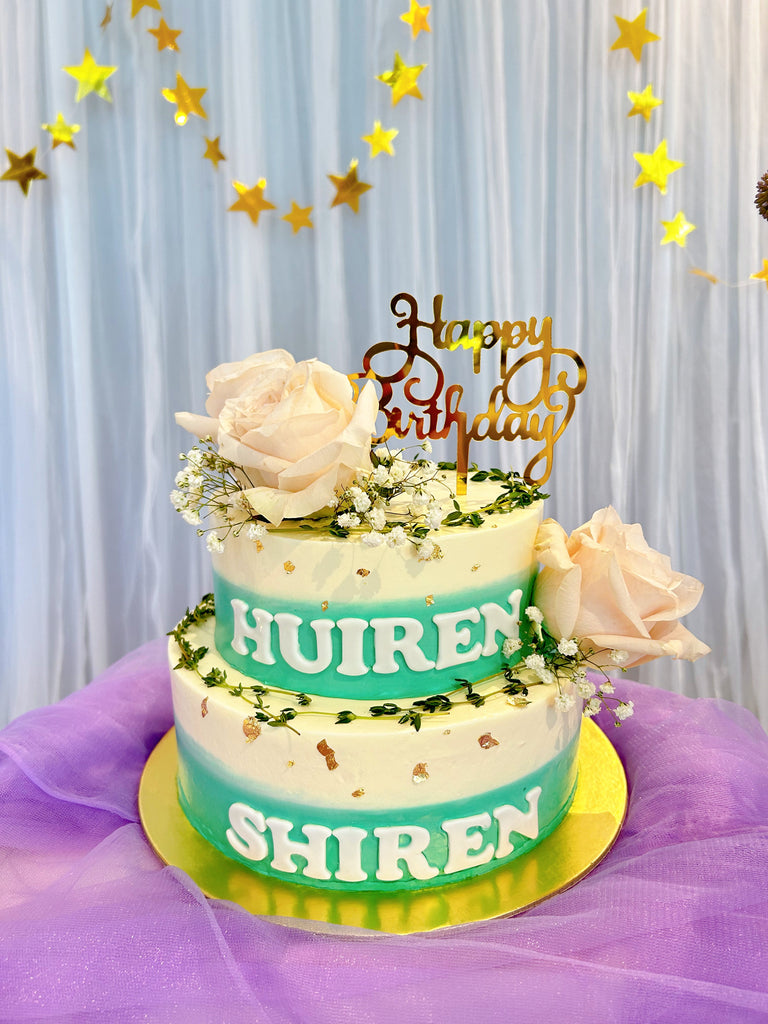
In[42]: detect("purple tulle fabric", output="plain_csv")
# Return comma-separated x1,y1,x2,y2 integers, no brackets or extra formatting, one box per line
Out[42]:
1,642,767,1023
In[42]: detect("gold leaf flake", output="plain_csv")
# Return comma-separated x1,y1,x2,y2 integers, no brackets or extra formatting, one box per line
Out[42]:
471,563,481,572
478,733,500,749
412,762,429,784
243,717,261,742
283,561,295,574
321,600,329,611
201,697,209,718
425,594,434,606
356,568,370,578
443,729,451,735
506,695,530,708
352,788,365,798
256,539,264,552
286,760,295,767
317,739,339,770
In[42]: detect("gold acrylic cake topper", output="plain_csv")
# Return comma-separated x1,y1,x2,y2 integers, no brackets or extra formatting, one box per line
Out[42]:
351,293,587,494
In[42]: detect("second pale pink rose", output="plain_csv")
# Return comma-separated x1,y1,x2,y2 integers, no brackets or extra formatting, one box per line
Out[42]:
532,506,710,668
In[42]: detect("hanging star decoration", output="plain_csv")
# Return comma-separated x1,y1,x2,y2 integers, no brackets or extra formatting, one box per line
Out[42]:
282,202,314,234
41,113,81,150
100,4,113,30
400,1,431,38
328,160,373,213
131,0,161,17
228,179,276,225
660,211,695,247
627,84,662,122
148,18,182,52
377,52,426,105
610,9,660,63
63,49,117,103
755,171,768,223
1,148,47,195
750,259,768,291
203,137,225,169
162,73,207,125
362,121,398,158
633,139,683,194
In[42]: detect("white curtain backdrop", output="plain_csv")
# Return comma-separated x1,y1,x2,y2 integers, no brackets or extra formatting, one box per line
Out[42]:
1,0,767,726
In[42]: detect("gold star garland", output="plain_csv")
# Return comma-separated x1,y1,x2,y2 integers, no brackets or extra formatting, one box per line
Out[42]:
611,8,764,289
4,3,431,229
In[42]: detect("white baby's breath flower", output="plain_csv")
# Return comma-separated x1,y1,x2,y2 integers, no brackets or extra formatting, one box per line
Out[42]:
526,606,543,625
175,470,189,488
538,668,555,686
387,525,408,548
352,492,371,514
421,440,432,454
337,512,360,529
234,491,253,514
610,649,630,665
425,505,443,531
170,489,186,511
557,638,579,657
573,666,588,684
246,523,266,541
417,539,436,561
419,459,438,476
576,678,596,699
524,653,546,673
186,448,204,468
387,459,408,483
502,637,522,658
374,446,391,464
206,532,224,553
367,507,386,531
584,697,602,717
555,692,576,712
601,681,615,695
614,700,635,720
371,465,390,486
362,531,384,547
412,490,430,507
182,508,201,526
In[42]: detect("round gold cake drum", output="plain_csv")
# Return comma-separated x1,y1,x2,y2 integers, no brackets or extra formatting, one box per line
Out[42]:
139,720,627,935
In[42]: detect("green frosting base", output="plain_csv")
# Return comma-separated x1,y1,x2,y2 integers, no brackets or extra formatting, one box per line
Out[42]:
213,571,536,699
176,725,580,892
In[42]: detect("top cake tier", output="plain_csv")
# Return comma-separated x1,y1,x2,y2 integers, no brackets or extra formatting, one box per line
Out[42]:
211,475,543,701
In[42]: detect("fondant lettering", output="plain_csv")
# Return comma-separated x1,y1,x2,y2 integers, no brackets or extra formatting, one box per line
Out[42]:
226,802,269,861
493,786,542,858
369,617,436,674
480,589,523,656
274,613,334,674
373,825,439,882
432,607,482,670
442,812,495,874
266,816,333,880
231,599,275,664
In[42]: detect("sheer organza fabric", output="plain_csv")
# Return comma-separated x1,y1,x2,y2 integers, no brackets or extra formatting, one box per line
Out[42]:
0,641,766,1023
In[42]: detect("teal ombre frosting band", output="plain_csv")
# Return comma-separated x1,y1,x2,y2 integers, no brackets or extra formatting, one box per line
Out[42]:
213,570,536,699
176,724,579,892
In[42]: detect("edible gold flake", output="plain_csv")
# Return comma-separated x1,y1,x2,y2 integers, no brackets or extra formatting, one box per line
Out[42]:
283,561,295,574
425,594,434,606
443,729,451,735
412,762,429,784
506,694,530,708
317,739,339,770
478,733,500,749
352,788,365,798
321,600,329,611
286,760,295,767
243,717,261,742
356,568,370,578
471,563,480,572
201,697,209,717
256,540,264,552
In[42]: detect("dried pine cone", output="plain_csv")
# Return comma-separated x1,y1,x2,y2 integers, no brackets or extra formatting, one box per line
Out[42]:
756,171,768,222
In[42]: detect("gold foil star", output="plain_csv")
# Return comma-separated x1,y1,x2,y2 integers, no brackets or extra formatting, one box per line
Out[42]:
203,136,225,168
162,73,207,125
400,1,431,38
282,201,314,233
229,179,276,224
627,84,662,122
148,18,181,51
377,52,425,105
41,113,81,149
63,48,117,103
131,0,161,17
1,148,46,195
660,211,695,247
633,140,683,194
362,121,398,158
328,159,372,212
750,258,768,290
610,9,660,63
100,4,113,30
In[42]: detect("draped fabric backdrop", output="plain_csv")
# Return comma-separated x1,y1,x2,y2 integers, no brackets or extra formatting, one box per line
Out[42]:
1,0,767,727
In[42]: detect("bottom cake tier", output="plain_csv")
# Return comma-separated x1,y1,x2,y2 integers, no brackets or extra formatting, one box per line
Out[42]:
169,618,582,893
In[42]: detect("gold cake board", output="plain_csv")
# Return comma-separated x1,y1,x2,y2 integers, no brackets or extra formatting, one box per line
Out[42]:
139,720,627,935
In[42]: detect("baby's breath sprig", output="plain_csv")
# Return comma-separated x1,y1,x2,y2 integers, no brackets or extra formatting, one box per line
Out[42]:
509,606,635,726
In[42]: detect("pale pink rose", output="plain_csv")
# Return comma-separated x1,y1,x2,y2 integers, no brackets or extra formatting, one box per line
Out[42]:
533,506,709,668
176,350,379,525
